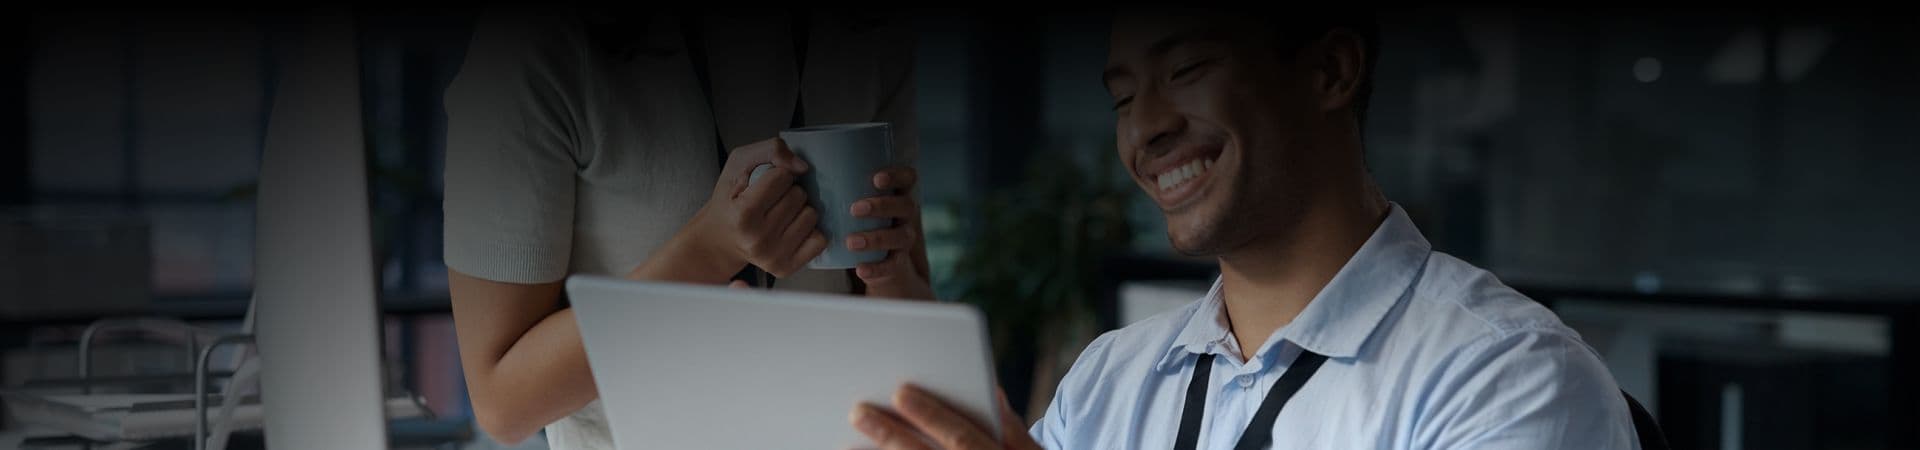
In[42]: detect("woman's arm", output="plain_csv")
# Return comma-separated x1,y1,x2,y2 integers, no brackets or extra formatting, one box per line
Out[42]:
450,218,746,444
451,140,820,444
448,274,584,444
452,220,741,443
441,8,594,442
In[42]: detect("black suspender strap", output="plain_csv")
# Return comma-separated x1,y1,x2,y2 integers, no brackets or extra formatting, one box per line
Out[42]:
1172,350,1330,450
1173,353,1217,450
1234,351,1328,450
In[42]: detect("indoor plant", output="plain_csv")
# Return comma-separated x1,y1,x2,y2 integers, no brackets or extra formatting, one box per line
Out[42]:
940,147,1137,416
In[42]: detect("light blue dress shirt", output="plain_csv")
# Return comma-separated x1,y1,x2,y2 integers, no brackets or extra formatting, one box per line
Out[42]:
1029,204,1639,449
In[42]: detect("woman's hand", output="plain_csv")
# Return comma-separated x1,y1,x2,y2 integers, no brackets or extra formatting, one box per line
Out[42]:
688,138,829,278
848,166,934,300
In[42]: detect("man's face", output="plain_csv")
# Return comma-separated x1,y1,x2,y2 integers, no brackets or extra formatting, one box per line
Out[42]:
1105,10,1328,256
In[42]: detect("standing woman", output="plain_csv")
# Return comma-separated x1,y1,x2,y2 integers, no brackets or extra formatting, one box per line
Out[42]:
440,7,930,449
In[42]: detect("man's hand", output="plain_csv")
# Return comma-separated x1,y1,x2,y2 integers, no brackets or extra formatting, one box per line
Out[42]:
850,384,1042,450
849,166,934,300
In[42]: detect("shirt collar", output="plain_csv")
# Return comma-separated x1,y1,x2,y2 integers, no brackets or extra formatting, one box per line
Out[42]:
1157,278,1233,371
1158,203,1432,371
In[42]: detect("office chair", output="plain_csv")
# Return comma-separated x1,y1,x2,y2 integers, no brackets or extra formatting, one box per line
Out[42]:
1622,391,1670,450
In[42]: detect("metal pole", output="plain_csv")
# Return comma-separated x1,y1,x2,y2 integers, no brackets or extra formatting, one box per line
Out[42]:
195,335,253,450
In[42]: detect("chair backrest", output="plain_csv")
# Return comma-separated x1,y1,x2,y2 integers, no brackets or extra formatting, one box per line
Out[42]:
1622,390,1670,450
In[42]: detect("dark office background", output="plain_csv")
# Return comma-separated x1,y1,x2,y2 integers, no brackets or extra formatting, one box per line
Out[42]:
3,6,1917,450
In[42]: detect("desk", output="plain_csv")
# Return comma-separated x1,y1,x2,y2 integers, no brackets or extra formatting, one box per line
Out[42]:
0,294,473,448
0,418,472,449
1519,286,1920,449
0,294,456,329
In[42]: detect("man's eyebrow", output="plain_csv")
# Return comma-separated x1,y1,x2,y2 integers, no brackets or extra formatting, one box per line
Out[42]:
1147,28,1230,58
1101,65,1131,91
1102,28,1228,89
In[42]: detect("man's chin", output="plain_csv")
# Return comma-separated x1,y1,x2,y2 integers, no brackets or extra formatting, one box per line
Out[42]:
1165,209,1249,257
1165,226,1222,257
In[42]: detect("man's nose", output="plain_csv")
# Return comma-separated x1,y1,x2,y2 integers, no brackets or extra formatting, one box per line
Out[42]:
1125,89,1185,156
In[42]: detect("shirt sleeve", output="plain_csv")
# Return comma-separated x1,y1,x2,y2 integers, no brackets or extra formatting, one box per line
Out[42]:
1415,328,1641,450
1027,331,1120,449
441,7,588,284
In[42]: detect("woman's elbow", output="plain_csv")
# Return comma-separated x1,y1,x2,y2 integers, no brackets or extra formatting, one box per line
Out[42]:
471,395,544,445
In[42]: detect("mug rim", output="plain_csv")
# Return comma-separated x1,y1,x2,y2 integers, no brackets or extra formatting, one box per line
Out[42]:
781,122,889,134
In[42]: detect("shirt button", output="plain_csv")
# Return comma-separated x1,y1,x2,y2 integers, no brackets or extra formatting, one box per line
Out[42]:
1237,375,1253,387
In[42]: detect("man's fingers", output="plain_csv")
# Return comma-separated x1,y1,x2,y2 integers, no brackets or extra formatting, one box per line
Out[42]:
894,385,997,450
727,280,751,290
850,195,918,220
996,388,1043,449
851,404,932,450
873,166,918,192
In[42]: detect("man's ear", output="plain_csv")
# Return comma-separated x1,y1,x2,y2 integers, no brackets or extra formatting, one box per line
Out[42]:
1310,28,1368,114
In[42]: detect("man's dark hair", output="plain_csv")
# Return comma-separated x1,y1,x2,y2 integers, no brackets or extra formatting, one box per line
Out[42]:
1269,8,1380,129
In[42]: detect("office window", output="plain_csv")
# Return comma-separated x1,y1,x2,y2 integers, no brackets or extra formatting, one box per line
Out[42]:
27,11,269,299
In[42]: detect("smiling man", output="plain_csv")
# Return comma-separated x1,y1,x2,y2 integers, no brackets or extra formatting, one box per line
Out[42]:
846,7,1641,450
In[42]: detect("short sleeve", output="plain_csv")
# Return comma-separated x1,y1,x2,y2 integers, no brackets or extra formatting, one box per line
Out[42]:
1028,331,1120,449
1415,329,1641,450
442,8,588,284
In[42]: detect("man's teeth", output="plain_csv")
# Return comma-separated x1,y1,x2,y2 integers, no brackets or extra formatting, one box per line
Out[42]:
1155,157,1214,191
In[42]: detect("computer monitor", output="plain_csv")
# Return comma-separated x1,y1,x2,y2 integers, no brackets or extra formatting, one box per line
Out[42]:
251,10,390,449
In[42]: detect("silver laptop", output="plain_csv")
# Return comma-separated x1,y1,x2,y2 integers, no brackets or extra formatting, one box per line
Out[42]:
566,275,1001,449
